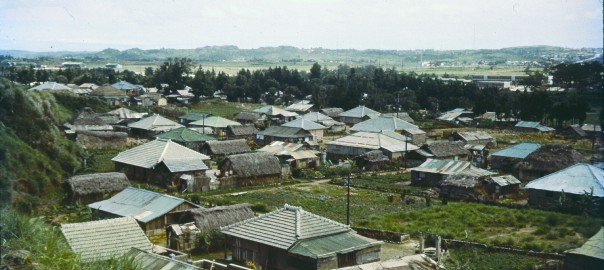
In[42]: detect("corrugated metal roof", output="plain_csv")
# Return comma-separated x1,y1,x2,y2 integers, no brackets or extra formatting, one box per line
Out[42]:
456,131,493,141
411,159,495,177
256,126,312,138
568,227,604,260
351,116,419,133
282,118,327,130
112,139,209,172
328,132,418,152
222,204,351,250
127,248,200,270
524,163,604,197
156,127,217,143
491,142,541,159
129,114,183,131
189,116,241,128
515,121,541,128
489,175,521,186
253,106,298,117
339,105,380,118
112,80,140,90
88,187,199,223
60,217,152,262
286,103,314,112
289,231,381,259
301,112,333,122
178,112,211,122
29,82,71,91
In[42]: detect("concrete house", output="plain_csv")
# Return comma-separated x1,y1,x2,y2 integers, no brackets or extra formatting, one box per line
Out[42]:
338,105,381,126
61,217,152,262
281,118,328,142
112,139,210,186
88,187,200,236
221,204,382,270
524,163,604,210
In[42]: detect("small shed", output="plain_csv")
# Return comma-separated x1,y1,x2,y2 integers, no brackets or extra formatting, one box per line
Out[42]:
419,141,470,160
226,125,257,140
201,139,251,157
354,150,390,171
440,174,486,201
66,172,130,204
515,144,588,181
485,175,521,200
218,152,283,187
489,142,541,171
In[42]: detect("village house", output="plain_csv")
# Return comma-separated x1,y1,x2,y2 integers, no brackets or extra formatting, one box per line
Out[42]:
513,121,555,133
300,111,346,133
60,217,152,262
581,124,601,137
156,127,217,152
285,101,317,114
112,80,144,95
218,152,283,188
234,110,270,128
326,131,419,162
484,175,521,201
253,105,298,125
381,112,415,124
167,204,255,252
350,115,426,144
257,141,321,169
411,158,495,187
254,126,314,145
200,139,251,157
566,227,604,270
281,118,328,142
353,150,391,171
439,174,487,201
177,112,212,125
79,83,98,90
450,130,496,147
320,107,344,120
437,108,474,124
64,107,116,134
514,144,588,181
112,139,210,187
106,107,148,125
128,114,184,138
65,172,130,204
338,105,381,126
415,141,470,161
28,81,72,92
558,124,588,139
524,163,604,211
88,187,200,236
63,107,129,149
89,84,128,105
189,115,242,138
225,125,257,140
489,142,542,171
221,204,382,270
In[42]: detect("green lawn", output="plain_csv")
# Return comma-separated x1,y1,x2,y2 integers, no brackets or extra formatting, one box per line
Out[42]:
188,100,261,119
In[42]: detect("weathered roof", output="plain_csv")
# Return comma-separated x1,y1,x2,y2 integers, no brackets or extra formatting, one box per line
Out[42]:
127,248,200,270
258,141,319,160
320,108,344,118
90,84,127,96
67,172,130,196
177,112,212,122
437,112,466,122
29,81,71,91
281,118,327,131
112,80,140,91
88,187,199,223
186,203,255,232
424,141,470,158
441,174,482,188
220,152,282,178
289,231,381,259
561,124,587,137
355,150,390,163
226,125,257,136
221,204,353,250
253,105,298,117
327,132,419,152
112,139,209,172
156,127,217,143
567,227,604,260
129,114,184,132
286,103,314,112
351,116,418,133
581,124,602,133
515,144,588,173
381,112,415,124
412,159,495,177
488,175,521,186
339,105,381,118
515,121,555,132
189,116,241,128
524,163,604,197
204,139,251,155
67,107,115,131
107,107,147,119
234,110,265,121
60,217,152,262
490,142,542,159
454,131,494,142
256,126,312,138
300,112,334,122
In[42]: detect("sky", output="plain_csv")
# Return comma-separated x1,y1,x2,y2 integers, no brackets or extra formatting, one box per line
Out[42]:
1,0,602,52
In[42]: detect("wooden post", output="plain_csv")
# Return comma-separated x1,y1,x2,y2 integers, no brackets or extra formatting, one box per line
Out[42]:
419,232,424,253
436,235,442,262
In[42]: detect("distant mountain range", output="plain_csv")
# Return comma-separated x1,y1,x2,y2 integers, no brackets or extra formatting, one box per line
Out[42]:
1,45,601,65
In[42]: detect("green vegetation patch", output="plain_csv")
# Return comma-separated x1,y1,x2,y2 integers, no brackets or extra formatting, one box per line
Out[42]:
444,246,545,270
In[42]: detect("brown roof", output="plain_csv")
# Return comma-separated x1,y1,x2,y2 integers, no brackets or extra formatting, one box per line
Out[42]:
67,172,130,196
219,152,282,178
185,204,255,232
204,139,251,155
424,141,470,158
515,144,588,173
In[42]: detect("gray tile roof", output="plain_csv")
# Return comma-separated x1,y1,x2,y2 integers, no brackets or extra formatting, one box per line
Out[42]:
281,118,327,130
112,139,209,172
107,108,147,119
129,114,184,132
524,163,604,197
127,248,200,270
300,112,334,122
327,132,419,152
490,142,542,159
88,187,199,223
221,204,351,250
339,105,380,118
189,116,241,128
60,217,152,262
351,116,419,133
253,105,298,117
412,159,495,177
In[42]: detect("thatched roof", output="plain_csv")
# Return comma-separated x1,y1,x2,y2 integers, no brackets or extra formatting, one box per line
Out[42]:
227,125,257,136
77,130,128,139
355,150,389,163
441,174,482,188
186,203,255,232
90,84,126,96
235,110,265,121
204,139,251,155
72,107,110,125
515,144,588,173
220,152,282,178
424,141,470,158
67,172,130,196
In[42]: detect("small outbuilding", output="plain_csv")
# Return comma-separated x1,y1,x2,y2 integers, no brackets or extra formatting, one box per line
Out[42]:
226,125,257,140
411,158,495,187
218,152,283,188
65,172,130,204
201,139,251,157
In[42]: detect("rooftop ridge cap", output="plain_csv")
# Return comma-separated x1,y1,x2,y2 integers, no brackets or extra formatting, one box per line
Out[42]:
222,205,287,231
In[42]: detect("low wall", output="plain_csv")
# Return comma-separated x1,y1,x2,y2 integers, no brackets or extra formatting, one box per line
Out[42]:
352,227,409,243
446,239,565,260
76,131,127,149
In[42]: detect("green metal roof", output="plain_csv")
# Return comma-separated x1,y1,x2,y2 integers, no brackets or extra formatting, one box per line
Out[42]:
351,116,418,133
289,231,381,259
568,227,604,260
156,127,216,143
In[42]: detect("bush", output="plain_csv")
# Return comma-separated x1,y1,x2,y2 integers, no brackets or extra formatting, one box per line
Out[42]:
251,203,270,213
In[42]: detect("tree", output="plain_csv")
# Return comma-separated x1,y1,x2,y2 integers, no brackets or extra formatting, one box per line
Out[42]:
310,62,321,79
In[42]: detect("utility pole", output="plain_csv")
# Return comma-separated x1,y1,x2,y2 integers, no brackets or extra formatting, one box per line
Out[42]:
346,172,350,225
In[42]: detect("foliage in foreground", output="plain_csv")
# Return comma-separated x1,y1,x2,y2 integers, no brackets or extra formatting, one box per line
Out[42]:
0,208,141,270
